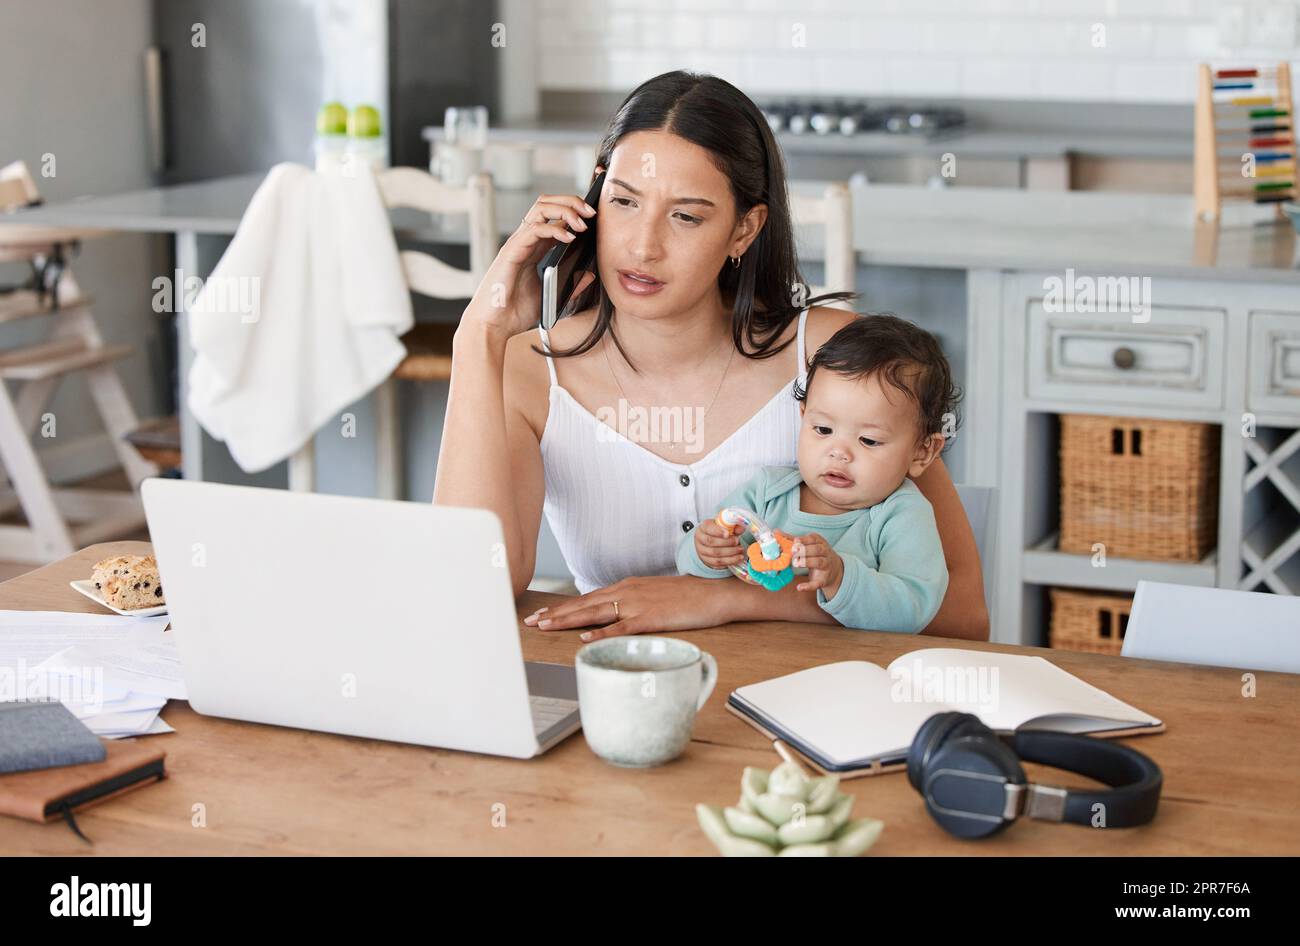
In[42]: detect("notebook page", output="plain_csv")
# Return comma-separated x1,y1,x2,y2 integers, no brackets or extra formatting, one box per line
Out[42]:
887,648,1161,732
732,661,943,766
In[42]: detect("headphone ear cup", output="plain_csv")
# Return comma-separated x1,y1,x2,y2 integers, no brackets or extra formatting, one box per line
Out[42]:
923,737,1028,839
907,712,986,791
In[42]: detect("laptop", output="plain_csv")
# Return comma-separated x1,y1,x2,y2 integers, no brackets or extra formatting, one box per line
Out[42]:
140,478,581,758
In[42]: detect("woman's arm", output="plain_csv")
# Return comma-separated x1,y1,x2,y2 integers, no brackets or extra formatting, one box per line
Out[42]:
526,571,840,641
432,190,597,598
912,456,990,640
433,326,546,597
717,574,839,624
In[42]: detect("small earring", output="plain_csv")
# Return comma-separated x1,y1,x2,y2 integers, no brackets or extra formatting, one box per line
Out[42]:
730,254,741,268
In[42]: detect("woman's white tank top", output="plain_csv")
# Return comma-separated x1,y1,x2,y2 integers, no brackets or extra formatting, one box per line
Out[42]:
536,308,809,594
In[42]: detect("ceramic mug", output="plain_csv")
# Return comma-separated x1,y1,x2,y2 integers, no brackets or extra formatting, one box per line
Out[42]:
575,636,718,767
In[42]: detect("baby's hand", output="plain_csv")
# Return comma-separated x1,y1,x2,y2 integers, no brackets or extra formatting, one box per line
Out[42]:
793,532,844,598
695,518,745,571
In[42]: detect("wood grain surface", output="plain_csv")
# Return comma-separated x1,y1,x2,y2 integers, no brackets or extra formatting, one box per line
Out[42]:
1,541,1296,855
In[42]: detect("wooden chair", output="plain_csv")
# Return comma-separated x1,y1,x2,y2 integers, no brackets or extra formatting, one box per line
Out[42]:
790,182,855,308
123,415,182,472
0,161,157,562
287,168,497,498
1123,581,1300,674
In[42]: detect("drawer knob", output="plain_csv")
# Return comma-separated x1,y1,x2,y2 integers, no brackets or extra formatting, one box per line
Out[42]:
1112,346,1136,369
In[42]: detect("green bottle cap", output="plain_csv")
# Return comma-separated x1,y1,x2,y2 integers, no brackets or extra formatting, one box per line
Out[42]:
317,102,348,136
348,105,382,138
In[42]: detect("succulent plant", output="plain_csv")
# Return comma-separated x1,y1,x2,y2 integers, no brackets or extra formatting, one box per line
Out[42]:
696,761,884,857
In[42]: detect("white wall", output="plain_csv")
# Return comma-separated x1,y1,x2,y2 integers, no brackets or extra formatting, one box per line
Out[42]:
534,0,1300,104
0,0,166,481
499,0,542,122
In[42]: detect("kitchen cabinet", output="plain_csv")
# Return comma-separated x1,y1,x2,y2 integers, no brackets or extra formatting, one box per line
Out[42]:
993,274,1300,645
1248,312,1300,418
1025,303,1226,410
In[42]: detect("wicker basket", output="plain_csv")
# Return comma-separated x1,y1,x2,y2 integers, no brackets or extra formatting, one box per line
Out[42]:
1049,588,1133,656
1058,414,1219,562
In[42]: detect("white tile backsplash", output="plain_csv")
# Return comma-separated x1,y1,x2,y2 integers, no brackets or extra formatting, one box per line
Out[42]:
851,18,931,54
818,55,889,95
960,59,1037,98
531,0,1300,103
1031,59,1115,99
1091,21,1157,56
742,55,822,94
706,16,783,51
602,50,655,87
885,57,963,97
986,20,1040,53
1112,61,1198,101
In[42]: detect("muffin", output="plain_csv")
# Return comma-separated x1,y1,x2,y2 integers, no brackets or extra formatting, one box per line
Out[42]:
90,555,133,590
91,554,164,610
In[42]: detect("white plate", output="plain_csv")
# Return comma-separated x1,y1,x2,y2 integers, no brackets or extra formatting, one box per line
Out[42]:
69,579,168,617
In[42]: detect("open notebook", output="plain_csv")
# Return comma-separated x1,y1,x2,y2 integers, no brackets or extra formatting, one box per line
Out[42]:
728,647,1164,778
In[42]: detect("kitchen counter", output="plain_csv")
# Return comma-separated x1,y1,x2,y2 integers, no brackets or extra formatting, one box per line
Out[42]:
3,173,455,241
423,122,1192,161
841,184,1299,283
13,172,1296,284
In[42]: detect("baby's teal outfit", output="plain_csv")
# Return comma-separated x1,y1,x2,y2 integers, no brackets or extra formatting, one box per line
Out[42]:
676,466,948,633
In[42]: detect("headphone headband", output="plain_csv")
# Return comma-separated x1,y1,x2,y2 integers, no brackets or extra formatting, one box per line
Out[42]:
1011,730,1163,828
908,712,1162,839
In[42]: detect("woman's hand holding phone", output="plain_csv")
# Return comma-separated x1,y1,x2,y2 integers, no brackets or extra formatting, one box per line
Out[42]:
460,181,600,341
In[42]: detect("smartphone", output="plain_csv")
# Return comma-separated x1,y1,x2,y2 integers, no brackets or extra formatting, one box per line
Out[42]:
537,171,605,330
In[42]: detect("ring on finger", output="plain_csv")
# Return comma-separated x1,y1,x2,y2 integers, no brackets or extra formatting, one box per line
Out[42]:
612,599,620,620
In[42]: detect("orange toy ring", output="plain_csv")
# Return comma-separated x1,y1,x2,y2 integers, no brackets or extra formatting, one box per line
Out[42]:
746,531,794,573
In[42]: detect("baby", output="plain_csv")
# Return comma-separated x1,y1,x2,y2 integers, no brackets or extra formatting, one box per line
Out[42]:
677,314,956,633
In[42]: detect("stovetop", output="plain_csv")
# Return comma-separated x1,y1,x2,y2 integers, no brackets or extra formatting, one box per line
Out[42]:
761,100,967,139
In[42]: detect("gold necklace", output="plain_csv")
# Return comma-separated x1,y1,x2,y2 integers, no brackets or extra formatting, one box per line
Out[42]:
602,327,737,451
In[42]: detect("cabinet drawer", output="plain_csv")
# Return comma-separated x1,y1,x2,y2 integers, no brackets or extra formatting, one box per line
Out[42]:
1026,303,1225,409
1248,311,1300,418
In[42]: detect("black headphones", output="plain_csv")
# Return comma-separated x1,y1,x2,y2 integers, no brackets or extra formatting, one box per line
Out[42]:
906,712,1163,839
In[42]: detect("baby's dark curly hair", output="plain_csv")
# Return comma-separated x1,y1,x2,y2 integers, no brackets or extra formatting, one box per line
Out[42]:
793,314,961,447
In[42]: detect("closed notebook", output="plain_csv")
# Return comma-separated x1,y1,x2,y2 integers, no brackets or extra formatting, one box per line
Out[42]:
728,647,1164,778
0,737,166,824
0,700,106,774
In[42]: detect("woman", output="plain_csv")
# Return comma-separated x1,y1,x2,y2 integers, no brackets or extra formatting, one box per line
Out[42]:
434,71,988,641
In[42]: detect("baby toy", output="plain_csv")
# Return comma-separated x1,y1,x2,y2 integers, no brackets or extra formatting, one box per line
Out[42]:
715,507,796,591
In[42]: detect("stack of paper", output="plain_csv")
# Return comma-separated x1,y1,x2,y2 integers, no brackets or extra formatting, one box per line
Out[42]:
0,610,184,738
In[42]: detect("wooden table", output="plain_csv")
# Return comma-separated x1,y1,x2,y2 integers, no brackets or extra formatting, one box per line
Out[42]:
2,541,1297,855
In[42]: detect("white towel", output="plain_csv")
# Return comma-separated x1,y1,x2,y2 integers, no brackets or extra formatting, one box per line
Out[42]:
187,162,413,473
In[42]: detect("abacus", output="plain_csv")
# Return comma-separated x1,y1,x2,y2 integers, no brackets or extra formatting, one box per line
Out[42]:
1193,63,1295,221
